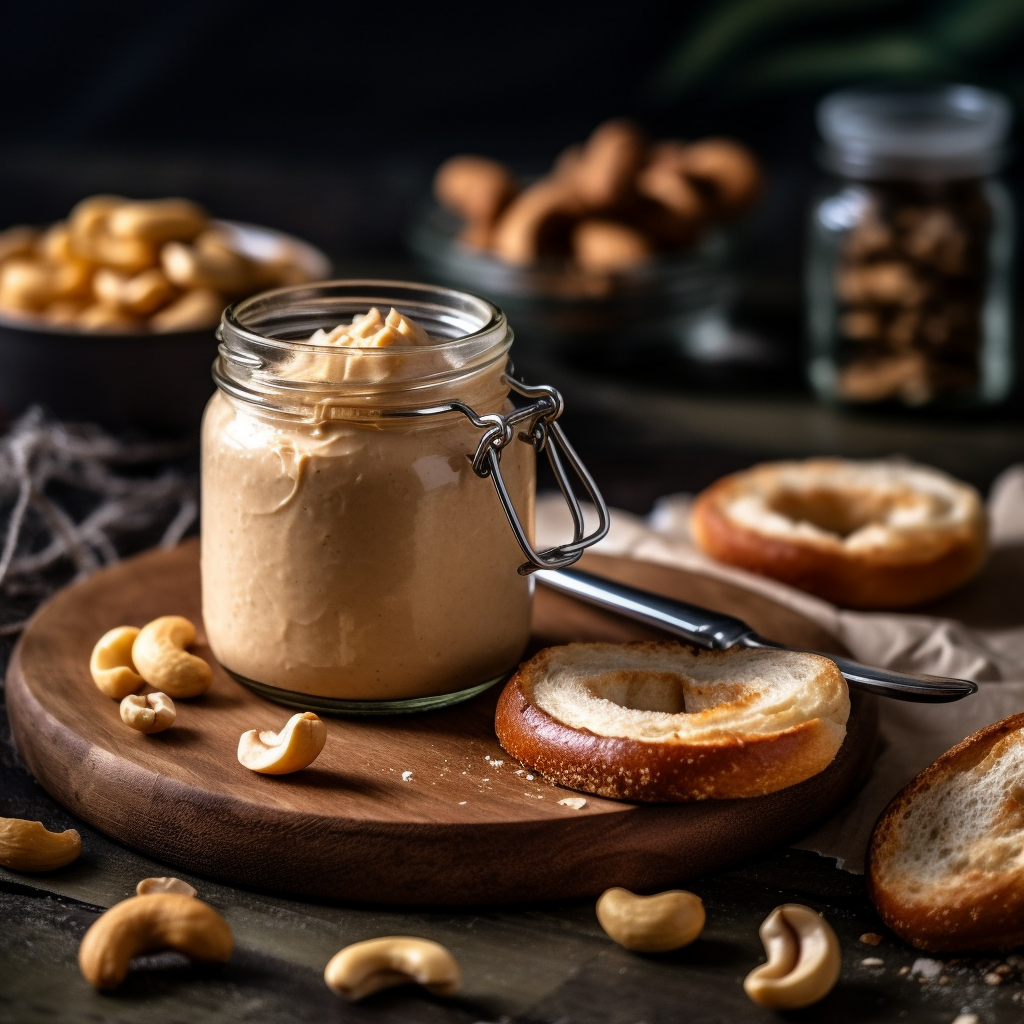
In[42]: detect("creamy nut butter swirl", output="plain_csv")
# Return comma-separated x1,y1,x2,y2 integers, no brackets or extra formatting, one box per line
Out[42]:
202,293,533,704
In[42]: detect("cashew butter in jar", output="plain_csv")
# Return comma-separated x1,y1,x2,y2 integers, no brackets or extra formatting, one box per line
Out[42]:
202,280,607,713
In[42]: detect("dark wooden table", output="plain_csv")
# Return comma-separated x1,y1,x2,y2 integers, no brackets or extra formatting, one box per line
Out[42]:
3,358,1024,1023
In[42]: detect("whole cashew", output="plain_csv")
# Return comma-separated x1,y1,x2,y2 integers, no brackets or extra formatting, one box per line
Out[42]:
677,138,762,219
78,893,233,990
434,155,518,226
491,180,584,265
0,817,81,872
136,876,197,898
93,267,177,315
596,887,705,952
237,712,327,774
107,199,208,244
90,626,144,698
75,303,142,332
324,936,461,1001
120,692,176,734
131,616,212,698
572,119,647,208
161,239,255,295
744,904,841,1009
149,288,225,333
0,225,38,264
0,258,55,312
572,220,653,274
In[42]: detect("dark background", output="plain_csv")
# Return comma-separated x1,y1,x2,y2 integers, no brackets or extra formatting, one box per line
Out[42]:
2,0,1023,380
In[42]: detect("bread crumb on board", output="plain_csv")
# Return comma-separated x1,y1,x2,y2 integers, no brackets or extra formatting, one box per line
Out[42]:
401,770,413,782
910,958,943,981
951,1015,979,1024
859,932,883,945
861,958,884,967
557,797,587,810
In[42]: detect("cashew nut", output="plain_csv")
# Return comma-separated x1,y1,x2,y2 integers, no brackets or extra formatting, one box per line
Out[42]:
78,893,233,990
131,616,212,698
572,220,653,274
161,239,255,295
0,816,81,872
491,179,584,265
572,119,647,208
90,626,144,698
148,287,225,333
324,936,461,1001
433,155,517,226
107,199,208,244
237,712,327,774
743,904,841,1009
136,876,197,898
0,224,38,264
120,692,176,734
596,887,705,952
93,267,177,315
75,303,142,332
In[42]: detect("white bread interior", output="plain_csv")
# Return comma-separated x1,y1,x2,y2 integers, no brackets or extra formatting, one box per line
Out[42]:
529,643,849,747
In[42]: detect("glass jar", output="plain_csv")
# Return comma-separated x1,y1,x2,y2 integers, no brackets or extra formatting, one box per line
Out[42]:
807,85,1014,409
202,280,607,714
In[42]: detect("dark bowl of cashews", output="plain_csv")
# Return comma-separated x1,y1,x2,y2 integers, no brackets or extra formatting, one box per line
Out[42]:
410,120,763,360
0,197,331,436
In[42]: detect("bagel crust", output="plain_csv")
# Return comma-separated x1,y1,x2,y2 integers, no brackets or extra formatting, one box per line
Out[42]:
868,713,1024,953
495,642,849,802
691,459,987,609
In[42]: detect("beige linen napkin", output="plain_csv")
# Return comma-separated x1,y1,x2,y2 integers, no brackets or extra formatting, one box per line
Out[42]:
535,466,1024,872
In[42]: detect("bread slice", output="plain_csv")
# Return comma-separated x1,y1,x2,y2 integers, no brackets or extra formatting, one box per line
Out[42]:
494,641,849,802
868,713,1024,952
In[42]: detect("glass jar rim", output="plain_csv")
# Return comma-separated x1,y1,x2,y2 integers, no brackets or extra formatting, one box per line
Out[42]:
817,84,1012,180
215,279,513,416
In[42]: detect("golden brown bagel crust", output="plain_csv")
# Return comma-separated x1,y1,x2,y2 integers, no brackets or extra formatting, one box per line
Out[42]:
691,459,987,609
868,713,1024,953
494,642,849,802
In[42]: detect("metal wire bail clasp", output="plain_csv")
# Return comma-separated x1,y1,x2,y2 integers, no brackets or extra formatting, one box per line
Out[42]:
462,368,610,575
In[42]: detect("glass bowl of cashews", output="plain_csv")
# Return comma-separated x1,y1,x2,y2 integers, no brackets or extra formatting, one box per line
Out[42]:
0,196,331,435
409,120,763,363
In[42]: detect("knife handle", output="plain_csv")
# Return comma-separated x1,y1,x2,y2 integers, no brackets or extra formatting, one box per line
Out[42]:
535,568,753,651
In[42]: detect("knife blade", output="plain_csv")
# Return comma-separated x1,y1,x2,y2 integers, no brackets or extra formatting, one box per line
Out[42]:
536,567,977,703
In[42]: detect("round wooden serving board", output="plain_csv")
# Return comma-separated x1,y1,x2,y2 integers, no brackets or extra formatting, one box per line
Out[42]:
7,540,877,905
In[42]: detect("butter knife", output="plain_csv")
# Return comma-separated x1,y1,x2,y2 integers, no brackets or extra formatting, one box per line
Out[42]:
536,567,977,703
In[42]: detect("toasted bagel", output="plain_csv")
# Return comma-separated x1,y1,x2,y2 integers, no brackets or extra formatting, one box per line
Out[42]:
495,642,849,802
691,458,986,609
868,713,1024,952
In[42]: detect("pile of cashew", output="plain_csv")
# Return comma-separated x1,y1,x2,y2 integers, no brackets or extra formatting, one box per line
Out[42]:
78,893,233,990
324,936,461,1001
434,120,761,274
89,615,212,726
0,816,81,872
0,195,314,333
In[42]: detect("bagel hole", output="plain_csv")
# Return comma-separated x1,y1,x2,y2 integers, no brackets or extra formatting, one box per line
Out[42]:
585,670,687,714
768,487,904,538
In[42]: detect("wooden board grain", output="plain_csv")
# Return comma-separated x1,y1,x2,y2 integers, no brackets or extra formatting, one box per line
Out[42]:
6,540,876,905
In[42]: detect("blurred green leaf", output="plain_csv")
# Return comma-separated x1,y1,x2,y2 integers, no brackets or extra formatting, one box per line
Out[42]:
732,34,955,94
650,0,910,98
926,0,1024,55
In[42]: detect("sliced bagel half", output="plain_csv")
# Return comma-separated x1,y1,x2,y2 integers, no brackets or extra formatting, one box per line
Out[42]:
494,641,849,802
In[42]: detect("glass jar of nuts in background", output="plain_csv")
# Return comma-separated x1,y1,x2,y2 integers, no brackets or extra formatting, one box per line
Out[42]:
807,85,1014,409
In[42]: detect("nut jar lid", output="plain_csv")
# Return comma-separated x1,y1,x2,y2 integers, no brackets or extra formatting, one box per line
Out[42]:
817,84,1012,180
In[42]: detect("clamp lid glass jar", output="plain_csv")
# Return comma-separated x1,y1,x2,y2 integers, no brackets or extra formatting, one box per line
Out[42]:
201,280,607,714
807,85,1014,409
